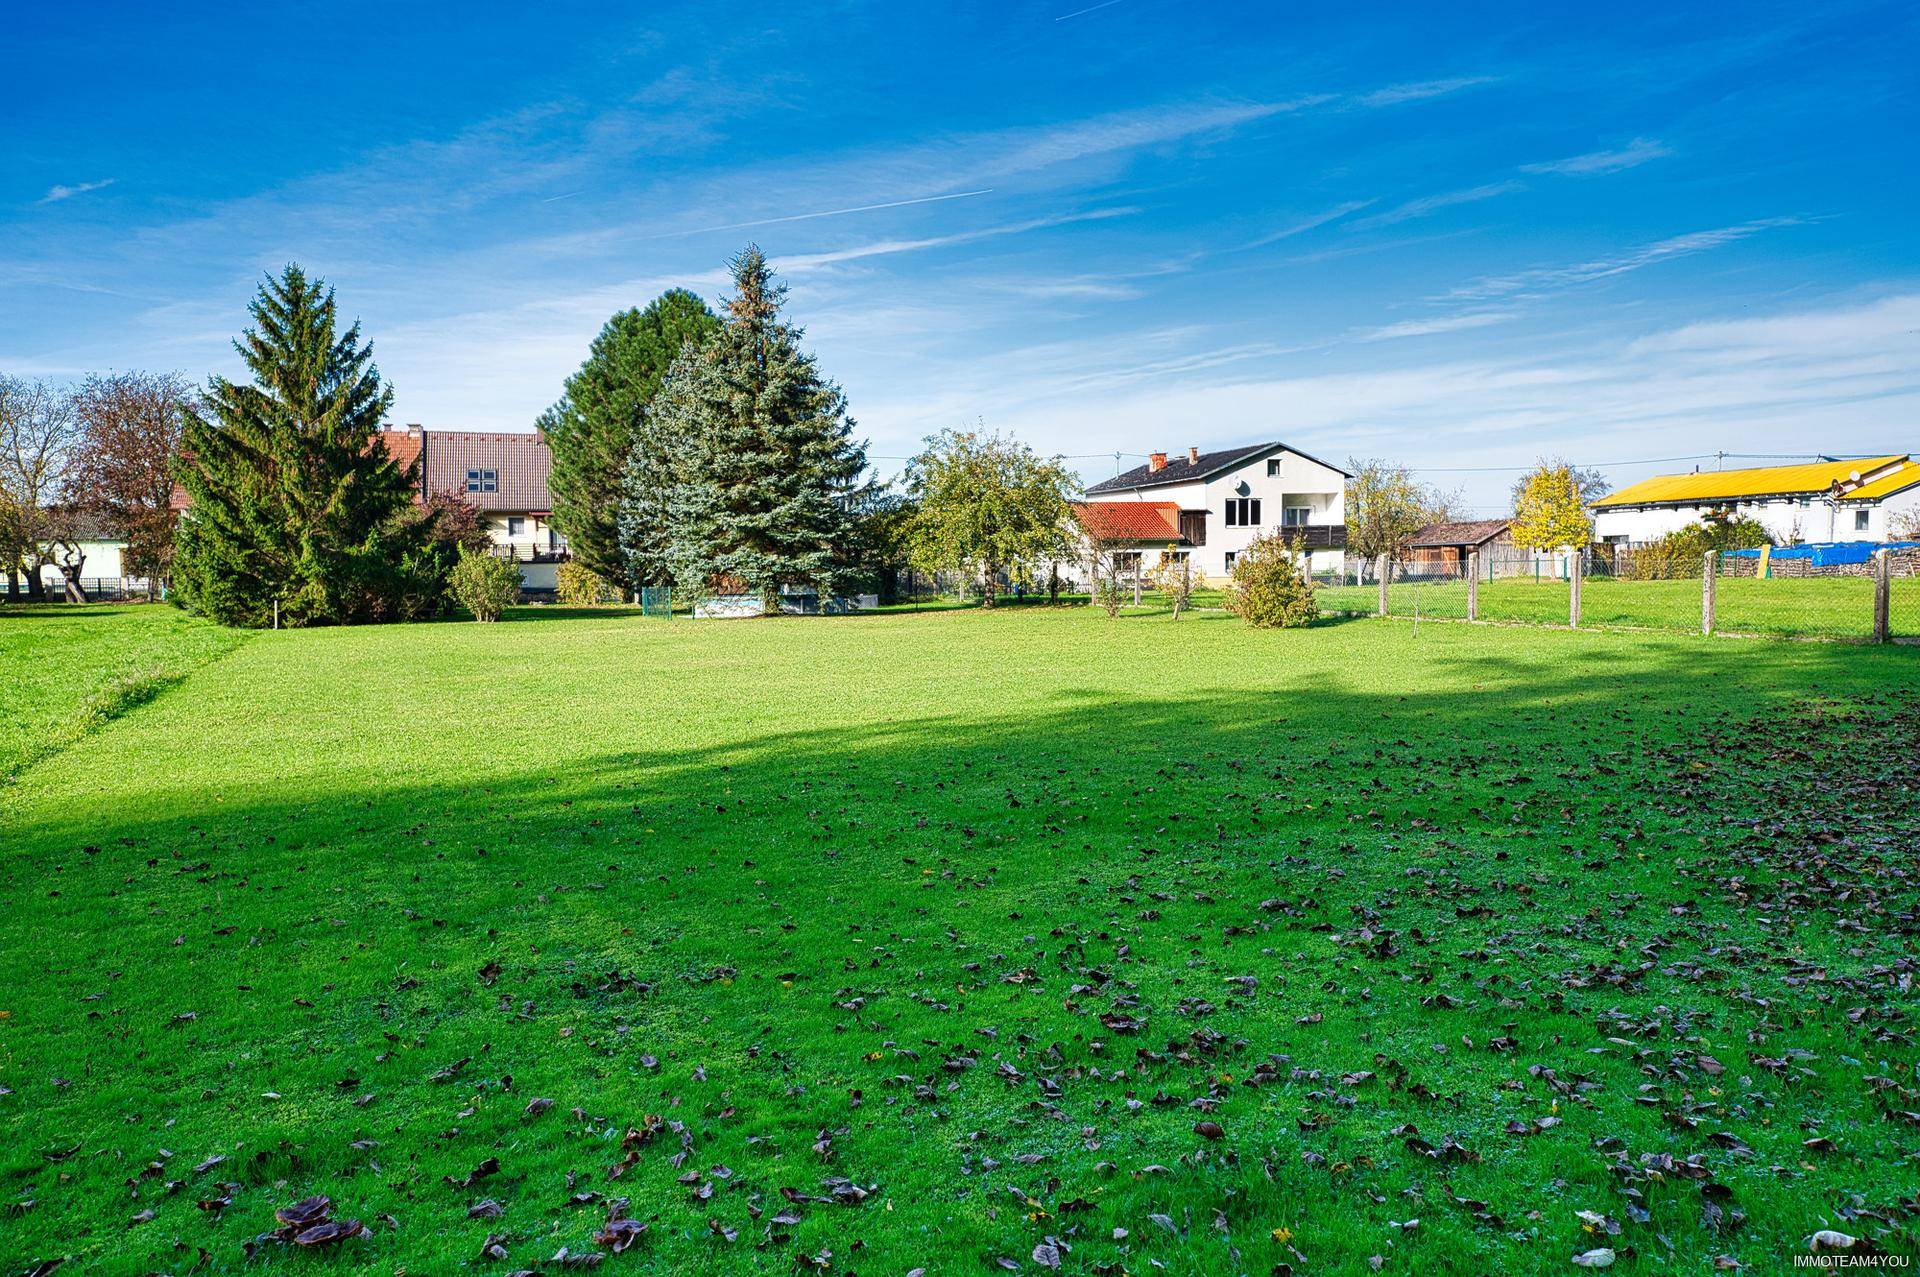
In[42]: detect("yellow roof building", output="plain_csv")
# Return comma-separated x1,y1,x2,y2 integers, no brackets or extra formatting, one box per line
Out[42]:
1593,456,1913,508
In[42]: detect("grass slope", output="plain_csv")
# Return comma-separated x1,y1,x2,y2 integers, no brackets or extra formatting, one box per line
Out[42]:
0,604,249,784
2,608,1917,1274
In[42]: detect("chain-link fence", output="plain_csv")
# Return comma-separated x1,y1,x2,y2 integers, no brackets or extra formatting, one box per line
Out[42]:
1314,547,1918,644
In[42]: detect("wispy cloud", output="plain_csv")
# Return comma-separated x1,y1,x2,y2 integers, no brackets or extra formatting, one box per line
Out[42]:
1521,137,1671,176
653,189,997,239
1247,200,1375,247
40,178,116,204
1360,76,1498,107
778,207,1137,271
1055,0,1124,20
1447,217,1803,300
1348,180,1524,230
1351,311,1516,342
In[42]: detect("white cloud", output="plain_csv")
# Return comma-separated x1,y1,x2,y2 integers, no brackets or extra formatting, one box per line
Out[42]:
1521,137,1671,176
1360,77,1498,107
1350,311,1516,342
1446,217,1802,301
40,179,115,204
1348,180,1525,230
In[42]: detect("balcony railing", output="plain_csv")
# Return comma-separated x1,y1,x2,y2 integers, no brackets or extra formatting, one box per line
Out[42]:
489,543,570,564
1274,524,1347,550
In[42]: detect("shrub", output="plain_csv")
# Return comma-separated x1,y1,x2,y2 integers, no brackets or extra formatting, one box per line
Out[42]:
1149,554,1207,619
449,547,520,622
1622,518,1771,580
556,561,610,606
1224,534,1318,628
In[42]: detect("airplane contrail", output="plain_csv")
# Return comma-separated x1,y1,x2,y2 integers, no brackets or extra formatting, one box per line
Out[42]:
652,189,996,238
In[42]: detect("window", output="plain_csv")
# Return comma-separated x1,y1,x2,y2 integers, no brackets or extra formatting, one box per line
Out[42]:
507,516,526,537
1282,505,1311,527
1224,497,1261,527
1267,459,1283,476
466,468,498,494
1223,551,1237,571
1856,510,1871,532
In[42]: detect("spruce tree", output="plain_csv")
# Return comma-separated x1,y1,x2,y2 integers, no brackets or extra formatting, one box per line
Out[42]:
541,290,719,590
645,247,873,611
173,265,423,626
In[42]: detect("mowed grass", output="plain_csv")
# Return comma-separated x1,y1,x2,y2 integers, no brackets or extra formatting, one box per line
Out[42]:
1312,575,1917,640
0,604,249,783
3,607,1918,1274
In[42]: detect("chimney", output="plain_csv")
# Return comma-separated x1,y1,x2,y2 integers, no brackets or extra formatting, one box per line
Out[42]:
407,423,423,436
1187,446,1199,465
1149,452,1167,472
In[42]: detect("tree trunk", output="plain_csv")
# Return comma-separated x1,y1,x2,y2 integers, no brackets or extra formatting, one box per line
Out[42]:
980,563,997,608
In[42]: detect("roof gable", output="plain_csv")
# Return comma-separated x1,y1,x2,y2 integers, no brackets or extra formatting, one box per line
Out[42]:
421,430,554,511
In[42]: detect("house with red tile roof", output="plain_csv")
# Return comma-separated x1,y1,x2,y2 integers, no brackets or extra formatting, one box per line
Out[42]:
1073,441,1349,582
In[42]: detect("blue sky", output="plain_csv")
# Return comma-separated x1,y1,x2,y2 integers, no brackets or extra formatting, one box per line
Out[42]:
6,1,1917,511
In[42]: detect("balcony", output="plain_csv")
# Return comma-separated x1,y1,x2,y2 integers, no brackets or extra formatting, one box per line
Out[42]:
489,542,570,564
1274,524,1347,550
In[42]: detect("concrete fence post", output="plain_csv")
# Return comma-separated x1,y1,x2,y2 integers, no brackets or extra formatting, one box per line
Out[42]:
1702,551,1717,636
1873,549,1892,644
1569,550,1583,628
1467,551,1479,621
1377,554,1390,616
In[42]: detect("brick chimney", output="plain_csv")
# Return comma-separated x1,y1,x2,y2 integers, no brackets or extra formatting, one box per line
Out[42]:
1187,446,1199,465
1149,452,1167,472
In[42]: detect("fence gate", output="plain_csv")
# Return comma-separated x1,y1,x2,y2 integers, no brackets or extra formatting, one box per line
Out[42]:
639,586,672,618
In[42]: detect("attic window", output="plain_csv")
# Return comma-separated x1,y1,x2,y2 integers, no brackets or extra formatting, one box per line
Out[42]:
466,468,497,494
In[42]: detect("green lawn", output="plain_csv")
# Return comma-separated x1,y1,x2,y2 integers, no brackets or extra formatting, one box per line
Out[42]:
2,607,1917,1274
1311,575,1914,640
0,604,249,784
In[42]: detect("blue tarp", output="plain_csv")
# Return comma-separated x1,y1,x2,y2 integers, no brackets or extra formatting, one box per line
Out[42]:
1723,540,1920,567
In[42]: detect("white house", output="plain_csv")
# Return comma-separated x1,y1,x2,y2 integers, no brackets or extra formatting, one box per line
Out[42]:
413,427,569,594
1074,442,1349,581
1592,455,1920,545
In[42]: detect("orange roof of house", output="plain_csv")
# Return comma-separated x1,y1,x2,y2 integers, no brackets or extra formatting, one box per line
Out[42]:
1072,501,1183,542
1593,456,1908,508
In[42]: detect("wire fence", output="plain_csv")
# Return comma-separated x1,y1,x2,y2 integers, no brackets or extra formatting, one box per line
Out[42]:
1315,546,1920,644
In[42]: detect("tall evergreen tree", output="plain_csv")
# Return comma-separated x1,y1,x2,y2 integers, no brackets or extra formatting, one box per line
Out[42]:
541,290,719,590
173,265,424,627
642,247,873,610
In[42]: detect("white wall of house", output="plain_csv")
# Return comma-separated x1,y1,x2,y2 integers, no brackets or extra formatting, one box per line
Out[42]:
31,538,128,587
1595,492,1918,545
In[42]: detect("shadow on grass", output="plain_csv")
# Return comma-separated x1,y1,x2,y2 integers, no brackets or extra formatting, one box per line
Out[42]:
2,631,1915,1271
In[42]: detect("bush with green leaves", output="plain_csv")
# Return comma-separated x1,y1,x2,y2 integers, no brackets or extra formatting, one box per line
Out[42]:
449,547,520,621
1224,534,1318,628
556,561,610,605
1623,518,1771,580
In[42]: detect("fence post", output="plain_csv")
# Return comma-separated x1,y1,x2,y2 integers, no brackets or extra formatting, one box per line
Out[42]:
1701,551,1716,636
1467,551,1479,621
1377,554,1390,616
1569,550,1583,628
1873,549,1891,644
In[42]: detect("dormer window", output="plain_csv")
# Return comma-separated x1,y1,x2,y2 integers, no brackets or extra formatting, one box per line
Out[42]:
466,468,497,493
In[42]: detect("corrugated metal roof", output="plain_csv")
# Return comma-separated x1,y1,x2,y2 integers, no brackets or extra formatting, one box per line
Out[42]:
421,430,553,511
1592,456,1908,508
1407,519,1510,548
1072,501,1183,542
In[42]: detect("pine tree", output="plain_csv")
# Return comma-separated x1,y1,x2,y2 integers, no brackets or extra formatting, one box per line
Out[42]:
645,247,872,611
542,290,719,590
173,265,424,626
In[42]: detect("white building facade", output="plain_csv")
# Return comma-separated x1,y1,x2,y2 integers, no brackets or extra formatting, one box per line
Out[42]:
1077,442,1349,581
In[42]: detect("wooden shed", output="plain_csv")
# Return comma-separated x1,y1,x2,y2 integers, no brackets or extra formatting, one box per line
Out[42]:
1404,519,1513,575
